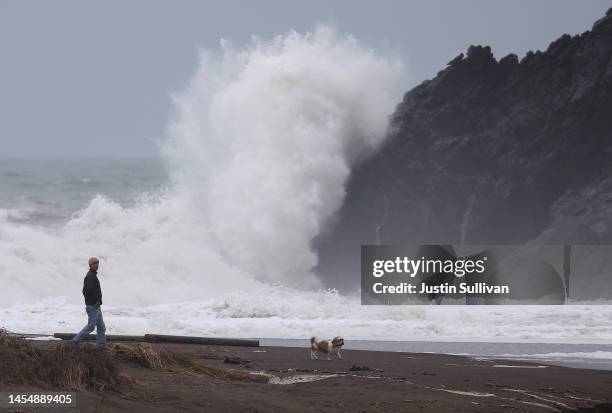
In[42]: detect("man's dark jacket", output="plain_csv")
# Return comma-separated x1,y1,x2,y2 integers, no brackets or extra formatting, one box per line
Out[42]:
82,270,102,306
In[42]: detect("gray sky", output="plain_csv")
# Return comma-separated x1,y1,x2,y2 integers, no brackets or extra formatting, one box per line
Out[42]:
0,0,609,158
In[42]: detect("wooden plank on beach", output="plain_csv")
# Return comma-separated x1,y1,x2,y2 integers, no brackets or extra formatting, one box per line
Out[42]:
7,332,52,338
144,334,259,347
53,332,259,347
53,333,145,342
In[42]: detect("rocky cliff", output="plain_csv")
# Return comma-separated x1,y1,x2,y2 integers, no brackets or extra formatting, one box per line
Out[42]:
315,9,612,298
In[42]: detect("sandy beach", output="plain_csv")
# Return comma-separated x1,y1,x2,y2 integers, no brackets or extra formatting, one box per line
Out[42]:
1,339,611,413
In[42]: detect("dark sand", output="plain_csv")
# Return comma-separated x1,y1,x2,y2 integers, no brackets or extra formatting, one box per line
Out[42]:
1,340,611,412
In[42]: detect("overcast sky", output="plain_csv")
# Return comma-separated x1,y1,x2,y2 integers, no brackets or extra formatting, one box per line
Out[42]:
0,1,609,158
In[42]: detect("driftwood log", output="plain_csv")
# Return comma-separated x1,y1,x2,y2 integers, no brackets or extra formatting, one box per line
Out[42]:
145,334,259,347
53,332,259,347
53,333,144,342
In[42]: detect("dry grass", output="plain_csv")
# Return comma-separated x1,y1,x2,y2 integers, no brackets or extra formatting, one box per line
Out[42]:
44,344,131,391
0,329,129,391
0,329,42,387
0,329,264,393
113,343,166,370
112,343,265,382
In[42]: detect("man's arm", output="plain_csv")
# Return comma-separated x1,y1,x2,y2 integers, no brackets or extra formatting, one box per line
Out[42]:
83,275,92,302
94,277,102,306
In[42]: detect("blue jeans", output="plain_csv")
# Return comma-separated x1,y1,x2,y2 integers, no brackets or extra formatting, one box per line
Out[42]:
72,305,106,347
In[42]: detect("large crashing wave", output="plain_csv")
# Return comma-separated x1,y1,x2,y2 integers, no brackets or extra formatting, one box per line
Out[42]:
164,26,403,287
0,26,403,306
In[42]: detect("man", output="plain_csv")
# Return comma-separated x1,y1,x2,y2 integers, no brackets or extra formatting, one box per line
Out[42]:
72,257,107,348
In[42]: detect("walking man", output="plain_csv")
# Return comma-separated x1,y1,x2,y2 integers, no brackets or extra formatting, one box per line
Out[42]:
72,257,107,348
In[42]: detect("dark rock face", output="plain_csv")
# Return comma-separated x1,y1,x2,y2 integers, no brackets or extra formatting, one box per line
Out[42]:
315,9,612,298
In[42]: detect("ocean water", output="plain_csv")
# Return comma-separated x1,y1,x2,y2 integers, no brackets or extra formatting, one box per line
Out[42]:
0,158,168,228
1,27,611,369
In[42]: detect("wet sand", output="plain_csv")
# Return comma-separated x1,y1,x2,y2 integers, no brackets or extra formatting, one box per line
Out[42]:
1,340,611,412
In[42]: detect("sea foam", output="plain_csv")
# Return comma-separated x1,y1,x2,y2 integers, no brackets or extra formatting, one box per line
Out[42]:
0,26,403,306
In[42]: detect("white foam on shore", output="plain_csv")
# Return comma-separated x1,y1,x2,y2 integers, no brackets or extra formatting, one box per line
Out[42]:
2,295,612,344
498,351,612,360
440,390,496,397
254,371,341,385
25,336,61,341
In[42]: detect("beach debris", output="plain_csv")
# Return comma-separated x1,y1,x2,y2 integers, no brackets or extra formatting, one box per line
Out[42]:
224,355,251,365
200,353,225,361
349,365,384,372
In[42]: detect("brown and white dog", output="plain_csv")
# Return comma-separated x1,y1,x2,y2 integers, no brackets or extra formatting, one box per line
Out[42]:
310,336,344,360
